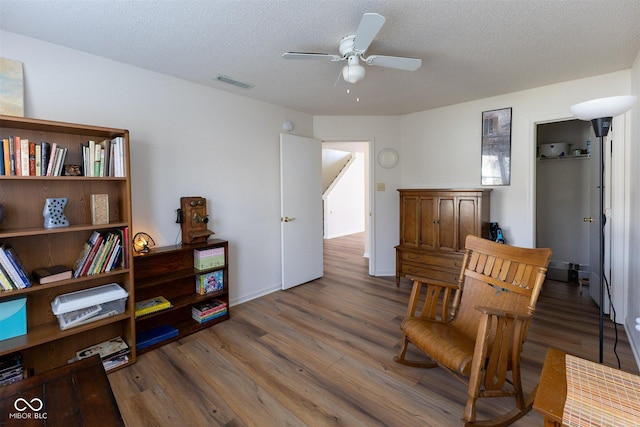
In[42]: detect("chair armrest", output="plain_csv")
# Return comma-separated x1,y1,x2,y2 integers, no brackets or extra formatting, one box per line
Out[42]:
406,275,459,291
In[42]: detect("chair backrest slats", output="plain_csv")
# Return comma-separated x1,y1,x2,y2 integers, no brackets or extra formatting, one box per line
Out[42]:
452,236,552,340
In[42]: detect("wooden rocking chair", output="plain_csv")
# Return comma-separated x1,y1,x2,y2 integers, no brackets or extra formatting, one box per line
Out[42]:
395,235,551,426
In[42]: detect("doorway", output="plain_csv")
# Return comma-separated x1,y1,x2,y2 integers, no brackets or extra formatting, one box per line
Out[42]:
321,140,371,269
536,119,592,285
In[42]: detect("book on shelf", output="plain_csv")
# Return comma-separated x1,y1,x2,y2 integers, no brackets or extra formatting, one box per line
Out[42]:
136,325,179,351
45,142,57,176
0,266,15,291
2,138,10,175
192,308,227,324
53,147,67,176
192,300,227,324
74,336,131,371
8,137,16,175
76,336,130,361
91,193,109,225
0,353,24,387
196,270,224,295
40,141,50,176
20,138,29,176
0,245,30,289
135,296,172,318
31,265,73,284
13,136,21,176
34,142,41,176
28,141,36,176
192,300,227,316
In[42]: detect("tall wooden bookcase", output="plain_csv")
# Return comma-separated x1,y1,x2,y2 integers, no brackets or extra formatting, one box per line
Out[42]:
0,115,135,374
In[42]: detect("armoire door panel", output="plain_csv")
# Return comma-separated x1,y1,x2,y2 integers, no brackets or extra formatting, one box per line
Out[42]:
437,197,456,251
419,197,437,250
458,198,479,251
401,195,419,246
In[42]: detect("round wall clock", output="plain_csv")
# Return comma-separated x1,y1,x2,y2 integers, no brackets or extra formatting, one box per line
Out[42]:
378,148,399,169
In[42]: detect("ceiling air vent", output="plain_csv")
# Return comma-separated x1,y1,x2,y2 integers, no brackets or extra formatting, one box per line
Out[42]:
215,75,254,89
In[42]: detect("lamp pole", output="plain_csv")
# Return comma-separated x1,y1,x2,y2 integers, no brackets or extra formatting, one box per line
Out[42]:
570,96,637,365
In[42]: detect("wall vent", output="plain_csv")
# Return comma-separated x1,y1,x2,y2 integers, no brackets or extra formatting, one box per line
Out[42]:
215,75,254,89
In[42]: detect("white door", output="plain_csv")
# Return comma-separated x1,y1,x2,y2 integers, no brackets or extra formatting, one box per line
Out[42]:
280,133,323,289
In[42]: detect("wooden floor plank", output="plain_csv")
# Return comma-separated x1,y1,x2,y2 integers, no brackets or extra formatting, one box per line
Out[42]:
110,233,638,426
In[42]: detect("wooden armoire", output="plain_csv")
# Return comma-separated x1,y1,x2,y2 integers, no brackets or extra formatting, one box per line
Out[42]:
395,189,491,286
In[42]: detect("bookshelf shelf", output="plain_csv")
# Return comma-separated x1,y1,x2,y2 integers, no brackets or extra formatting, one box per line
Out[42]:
0,115,135,375
0,222,130,239
133,240,229,355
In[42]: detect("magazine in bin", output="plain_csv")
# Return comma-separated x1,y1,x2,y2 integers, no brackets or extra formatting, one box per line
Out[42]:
51,283,128,330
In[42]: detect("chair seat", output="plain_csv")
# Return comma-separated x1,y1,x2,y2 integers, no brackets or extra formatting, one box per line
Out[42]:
401,317,475,375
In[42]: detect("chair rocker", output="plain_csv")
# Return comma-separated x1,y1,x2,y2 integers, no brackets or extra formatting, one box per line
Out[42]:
395,235,551,426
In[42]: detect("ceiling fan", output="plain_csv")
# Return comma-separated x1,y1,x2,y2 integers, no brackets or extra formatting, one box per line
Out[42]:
282,13,422,84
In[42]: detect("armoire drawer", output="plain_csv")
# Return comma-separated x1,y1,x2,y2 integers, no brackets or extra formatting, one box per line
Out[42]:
400,263,460,285
399,250,463,271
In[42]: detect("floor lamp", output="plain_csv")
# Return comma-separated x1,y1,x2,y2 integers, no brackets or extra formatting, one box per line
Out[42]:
570,95,637,363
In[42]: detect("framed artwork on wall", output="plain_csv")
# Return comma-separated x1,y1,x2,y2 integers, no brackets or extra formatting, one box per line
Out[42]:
0,57,25,117
481,107,512,186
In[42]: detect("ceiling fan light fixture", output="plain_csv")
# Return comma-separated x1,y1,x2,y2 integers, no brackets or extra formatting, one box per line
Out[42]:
342,56,365,83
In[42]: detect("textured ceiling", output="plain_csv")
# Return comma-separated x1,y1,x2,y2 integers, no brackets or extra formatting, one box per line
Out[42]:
1,0,639,116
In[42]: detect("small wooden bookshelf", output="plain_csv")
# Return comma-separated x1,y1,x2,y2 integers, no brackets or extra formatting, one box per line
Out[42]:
133,239,229,354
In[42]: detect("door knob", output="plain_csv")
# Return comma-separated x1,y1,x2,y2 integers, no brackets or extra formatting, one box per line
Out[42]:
282,216,296,222
583,217,593,223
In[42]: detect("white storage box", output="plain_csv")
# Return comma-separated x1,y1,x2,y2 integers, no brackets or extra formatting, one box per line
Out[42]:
51,283,128,330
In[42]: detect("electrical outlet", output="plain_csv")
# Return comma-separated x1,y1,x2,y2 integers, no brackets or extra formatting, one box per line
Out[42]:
376,182,386,191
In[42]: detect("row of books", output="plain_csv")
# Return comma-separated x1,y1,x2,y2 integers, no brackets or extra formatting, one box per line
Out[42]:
72,229,126,278
0,138,68,176
72,336,131,372
81,138,126,177
192,300,227,324
0,353,24,387
0,136,126,177
0,228,128,292
0,244,31,291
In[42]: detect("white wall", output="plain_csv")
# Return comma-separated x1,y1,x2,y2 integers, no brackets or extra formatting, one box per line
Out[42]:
1,31,313,305
323,153,365,239
400,71,630,247
321,148,351,192
628,49,640,363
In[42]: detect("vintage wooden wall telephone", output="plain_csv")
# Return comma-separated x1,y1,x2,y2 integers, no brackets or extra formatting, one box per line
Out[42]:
177,196,214,244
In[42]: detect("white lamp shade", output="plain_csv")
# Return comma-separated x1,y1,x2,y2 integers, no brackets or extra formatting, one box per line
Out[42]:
342,63,365,83
570,95,637,120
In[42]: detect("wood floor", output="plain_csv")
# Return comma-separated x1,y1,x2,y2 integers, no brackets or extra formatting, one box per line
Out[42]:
109,233,638,426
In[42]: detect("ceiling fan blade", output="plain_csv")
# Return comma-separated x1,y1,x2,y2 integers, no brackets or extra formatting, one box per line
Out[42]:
365,55,422,71
282,52,342,61
352,13,385,53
